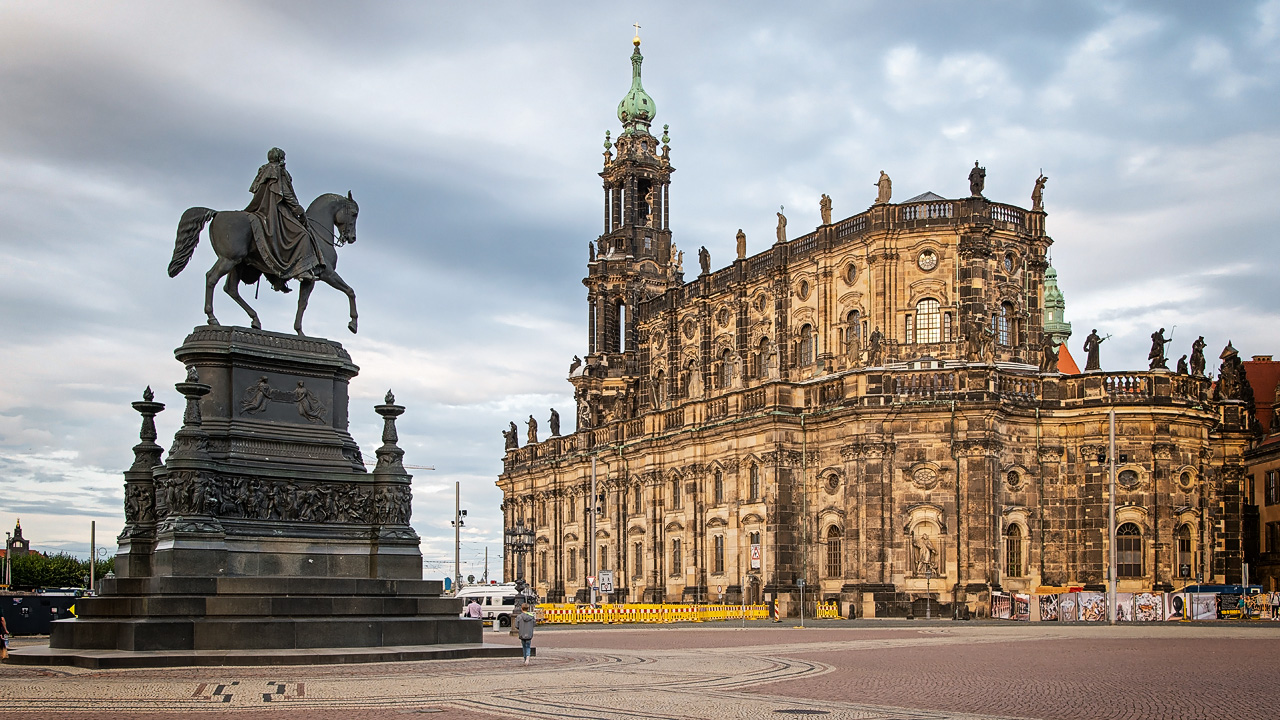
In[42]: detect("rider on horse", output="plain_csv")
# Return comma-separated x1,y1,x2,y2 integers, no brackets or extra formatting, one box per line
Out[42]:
244,147,326,292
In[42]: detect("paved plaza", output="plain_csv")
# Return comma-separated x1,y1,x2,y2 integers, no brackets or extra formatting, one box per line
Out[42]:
0,621,1277,719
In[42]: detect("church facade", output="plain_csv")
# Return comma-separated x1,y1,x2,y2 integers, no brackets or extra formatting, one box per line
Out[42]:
496,38,1254,616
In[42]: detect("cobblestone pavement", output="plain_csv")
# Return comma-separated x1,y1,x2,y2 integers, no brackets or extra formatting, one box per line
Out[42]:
0,622,1276,719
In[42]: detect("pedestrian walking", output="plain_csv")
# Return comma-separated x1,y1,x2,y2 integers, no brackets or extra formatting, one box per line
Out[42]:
1,601,9,660
514,602,536,665
1270,590,1279,620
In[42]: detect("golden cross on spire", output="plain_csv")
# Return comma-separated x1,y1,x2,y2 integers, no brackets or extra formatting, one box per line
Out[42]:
632,21,641,46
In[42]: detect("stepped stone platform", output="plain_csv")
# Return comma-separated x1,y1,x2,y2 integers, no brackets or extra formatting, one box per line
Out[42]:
4,326,519,667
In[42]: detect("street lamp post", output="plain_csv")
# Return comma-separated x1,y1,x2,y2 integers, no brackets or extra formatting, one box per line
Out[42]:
504,521,535,591
451,480,467,591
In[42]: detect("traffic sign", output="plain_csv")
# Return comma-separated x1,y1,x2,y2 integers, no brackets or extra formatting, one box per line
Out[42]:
598,570,614,593
587,576,596,586
750,543,761,569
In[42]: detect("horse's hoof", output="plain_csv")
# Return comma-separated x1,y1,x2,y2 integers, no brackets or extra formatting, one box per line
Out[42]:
207,318,220,327
251,319,262,330
348,319,358,334
295,328,307,337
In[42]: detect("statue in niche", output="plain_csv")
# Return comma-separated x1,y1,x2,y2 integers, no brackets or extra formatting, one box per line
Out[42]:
736,229,746,260
1148,328,1171,370
819,193,832,225
589,242,596,262
645,186,657,227
969,161,986,197
526,415,538,445
1039,336,1059,374
698,246,710,275
503,421,518,450
868,327,885,366
1190,336,1207,376
875,171,892,204
549,408,560,437
569,355,582,375
913,528,937,576
1032,172,1048,212
1083,328,1107,372
577,396,592,430
776,207,787,244
688,364,703,398
732,352,745,389
1176,355,1189,375
293,381,326,424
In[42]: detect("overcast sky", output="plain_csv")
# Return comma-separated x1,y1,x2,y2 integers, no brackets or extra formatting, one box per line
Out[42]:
1,1,1277,579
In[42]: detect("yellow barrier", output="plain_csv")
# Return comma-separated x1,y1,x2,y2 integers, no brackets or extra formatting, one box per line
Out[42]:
816,602,841,619
535,602,771,624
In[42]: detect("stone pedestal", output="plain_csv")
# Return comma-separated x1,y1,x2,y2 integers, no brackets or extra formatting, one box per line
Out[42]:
30,326,505,666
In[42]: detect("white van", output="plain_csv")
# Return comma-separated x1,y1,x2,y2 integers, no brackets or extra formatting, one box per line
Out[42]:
455,583,538,627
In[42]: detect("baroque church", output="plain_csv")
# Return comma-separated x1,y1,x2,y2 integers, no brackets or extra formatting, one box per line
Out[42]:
496,37,1255,616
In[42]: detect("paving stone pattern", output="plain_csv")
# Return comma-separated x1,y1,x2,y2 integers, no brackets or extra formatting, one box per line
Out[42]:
0,623,1276,719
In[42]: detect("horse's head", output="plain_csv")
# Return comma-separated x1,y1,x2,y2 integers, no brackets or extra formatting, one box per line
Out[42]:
335,190,359,246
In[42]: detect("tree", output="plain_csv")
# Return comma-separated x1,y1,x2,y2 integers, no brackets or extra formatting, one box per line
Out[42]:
8,552,115,590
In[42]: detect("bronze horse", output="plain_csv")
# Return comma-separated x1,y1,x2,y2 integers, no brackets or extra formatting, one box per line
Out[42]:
168,192,360,335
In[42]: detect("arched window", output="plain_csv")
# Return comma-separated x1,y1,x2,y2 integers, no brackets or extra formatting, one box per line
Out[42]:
618,301,628,352
633,542,643,578
1005,524,1023,577
538,550,547,581
713,535,725,573
825,526,842,578
655,370,667,406
749,464,760,501
1117,522,1143,578
567,548,577,581
915,299,941,343
671,538,682,576
798,324,815,366
996,302,1014,346
670,478,681,509
568,495,576,520
713,471,724,504
1175,524,1193,579
633,486,642,514
757,336,771,378
719,348,732,388
845,310,861,348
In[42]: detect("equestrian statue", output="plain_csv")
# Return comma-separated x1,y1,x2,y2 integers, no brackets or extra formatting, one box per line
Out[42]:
167,147,360,335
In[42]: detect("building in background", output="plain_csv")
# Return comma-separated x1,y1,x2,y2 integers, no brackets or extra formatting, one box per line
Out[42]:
497,38,1255,616
1244,354,1280,590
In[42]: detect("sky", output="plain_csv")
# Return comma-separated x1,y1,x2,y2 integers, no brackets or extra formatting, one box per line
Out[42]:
1,1,1278,580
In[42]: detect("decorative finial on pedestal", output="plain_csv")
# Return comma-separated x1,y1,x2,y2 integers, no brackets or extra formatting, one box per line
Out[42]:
374,390,407,473
130,387,166,471
170,366,212,460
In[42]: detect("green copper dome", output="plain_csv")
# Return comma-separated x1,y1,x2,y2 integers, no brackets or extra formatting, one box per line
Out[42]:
617,41,656,134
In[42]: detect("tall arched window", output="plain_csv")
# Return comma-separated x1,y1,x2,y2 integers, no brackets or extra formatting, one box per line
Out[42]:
915,299,941,343
670,478,681,509
633,542,643,578
713,535,725,573
655,370,666,406
618,301,628,352
996,302,1014,346
1117,522,1143,578
671,538,682,576
567,548,577,581
1175,524,1193,579
757,336,770,378
719,348,732,388
713,471,724,504
798,324,815,366
749,464,760,501
633,486,642,514
845,310,861,348
1005,524,1023,577
825,526,842,578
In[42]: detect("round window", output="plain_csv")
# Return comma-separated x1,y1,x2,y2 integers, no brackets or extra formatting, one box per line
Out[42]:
1118,469,1140,489
1006,470,1022,489
798,280,810,299
1004,254,1014,272
716,308,730,327
845,263,857,285
918,250,938,271
682,319,696,339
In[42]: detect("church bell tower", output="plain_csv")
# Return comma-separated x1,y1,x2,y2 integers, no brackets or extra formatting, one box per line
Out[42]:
573,33,677,430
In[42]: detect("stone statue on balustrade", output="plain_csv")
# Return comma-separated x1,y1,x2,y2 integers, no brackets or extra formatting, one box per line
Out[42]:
969,161,986,197
875,171,892,204
868,327,885,367
1214,342,1254,404
548,408,560,437
776,207,787,244
1032,173,1047,212
967,321,994,364
569,355,582,375
820,194,832,225
1039,336,1059,374
503,421,519,450
1083,329,1107,372
698,246,710,275
736,229,747,260
1190,336,1207,376
1148,328,1171,370
526,415,538,445
1176,355,1188,375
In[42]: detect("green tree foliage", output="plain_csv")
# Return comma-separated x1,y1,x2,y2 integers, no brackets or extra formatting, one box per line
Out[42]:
8,552,115,590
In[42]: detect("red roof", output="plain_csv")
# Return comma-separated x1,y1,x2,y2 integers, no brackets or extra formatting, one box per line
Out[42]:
1057,343,1081,375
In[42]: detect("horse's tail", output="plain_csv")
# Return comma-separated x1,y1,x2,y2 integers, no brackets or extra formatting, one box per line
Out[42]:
168,207,216,277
